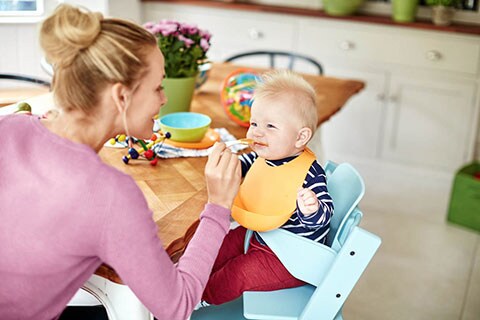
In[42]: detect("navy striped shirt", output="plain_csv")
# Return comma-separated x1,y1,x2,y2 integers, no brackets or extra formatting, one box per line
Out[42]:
239,151,334,244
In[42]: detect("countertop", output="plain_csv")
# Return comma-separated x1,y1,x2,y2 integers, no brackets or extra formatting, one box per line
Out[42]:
142,0,480,36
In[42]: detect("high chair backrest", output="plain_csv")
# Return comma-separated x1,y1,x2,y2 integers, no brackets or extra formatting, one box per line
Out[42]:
324,163,365,251
256,163,366,285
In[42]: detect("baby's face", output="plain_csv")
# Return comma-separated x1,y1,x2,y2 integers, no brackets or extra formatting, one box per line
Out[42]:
247,94,304,160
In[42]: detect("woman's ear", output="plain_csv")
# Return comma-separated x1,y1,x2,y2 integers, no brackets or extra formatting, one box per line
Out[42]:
295,127,313,148
111,83,130,114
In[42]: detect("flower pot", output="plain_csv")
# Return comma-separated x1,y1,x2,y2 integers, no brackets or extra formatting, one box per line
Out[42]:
159,76,197,117
431,5,455,26
392,0,419,23
323,0,365,16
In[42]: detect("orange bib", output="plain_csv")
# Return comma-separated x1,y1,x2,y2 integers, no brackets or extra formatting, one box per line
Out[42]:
232,148,316,232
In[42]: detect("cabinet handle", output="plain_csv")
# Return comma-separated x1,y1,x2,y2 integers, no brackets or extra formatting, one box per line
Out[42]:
248,28,264,40
425,50,442,61
377,93,386,101
339,40,354,51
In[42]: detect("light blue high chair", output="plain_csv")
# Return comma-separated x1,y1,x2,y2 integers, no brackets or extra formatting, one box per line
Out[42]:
191,162,381,320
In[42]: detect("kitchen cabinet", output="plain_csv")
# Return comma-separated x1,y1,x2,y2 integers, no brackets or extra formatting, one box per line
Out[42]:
381,76,476,171
297,18,480,172
315,65,388,161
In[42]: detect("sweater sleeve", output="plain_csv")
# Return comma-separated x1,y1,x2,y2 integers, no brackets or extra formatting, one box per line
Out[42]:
98,172,230,320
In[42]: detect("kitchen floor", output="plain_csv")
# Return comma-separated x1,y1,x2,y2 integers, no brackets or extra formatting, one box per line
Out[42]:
344,201,480,320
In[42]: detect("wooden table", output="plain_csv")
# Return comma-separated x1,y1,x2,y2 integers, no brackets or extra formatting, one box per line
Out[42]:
96,63,364,283
0,87,49,108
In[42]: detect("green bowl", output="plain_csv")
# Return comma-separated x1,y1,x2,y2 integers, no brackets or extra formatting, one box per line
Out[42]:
323,0,364,16
159,112,211,142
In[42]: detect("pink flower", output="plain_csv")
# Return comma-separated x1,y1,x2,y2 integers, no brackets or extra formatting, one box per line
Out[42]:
143,22,154,29
178,35,194,48
160,24,178,37
160,19,179,27
200,38,210,52
200,30,212,42
143,19,211,78
180,23,199,35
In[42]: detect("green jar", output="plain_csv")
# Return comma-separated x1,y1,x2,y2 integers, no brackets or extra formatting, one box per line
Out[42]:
392,0,419,23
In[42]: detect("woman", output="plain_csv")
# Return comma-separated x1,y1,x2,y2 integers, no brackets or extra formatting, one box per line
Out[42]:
0,4,241,320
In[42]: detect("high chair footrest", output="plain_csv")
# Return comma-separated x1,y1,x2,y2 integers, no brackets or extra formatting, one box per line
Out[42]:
244,285,315,319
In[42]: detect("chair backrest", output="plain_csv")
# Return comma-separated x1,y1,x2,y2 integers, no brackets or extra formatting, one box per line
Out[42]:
0,74,50,87
225,50,323,75
324,162,365,251
323,160,337,178
245,162,365,256
257,162,365,284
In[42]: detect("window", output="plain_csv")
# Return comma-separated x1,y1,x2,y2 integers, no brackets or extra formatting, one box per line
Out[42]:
0,0,44,16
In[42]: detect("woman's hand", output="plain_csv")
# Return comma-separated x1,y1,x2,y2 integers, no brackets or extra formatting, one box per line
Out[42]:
297,188,319,216
205,142,241,209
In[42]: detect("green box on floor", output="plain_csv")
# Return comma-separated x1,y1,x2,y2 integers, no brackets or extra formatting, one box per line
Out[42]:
447,162,480,232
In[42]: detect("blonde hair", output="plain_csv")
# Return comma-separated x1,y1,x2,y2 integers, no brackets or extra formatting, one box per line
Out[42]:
40,4,156,113
253,70,318,133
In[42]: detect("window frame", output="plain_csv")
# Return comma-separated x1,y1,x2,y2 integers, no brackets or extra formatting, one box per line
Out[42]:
0,0,44,17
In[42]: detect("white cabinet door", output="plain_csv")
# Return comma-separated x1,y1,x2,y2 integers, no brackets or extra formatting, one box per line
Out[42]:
320,64,388,161
381,76,477,171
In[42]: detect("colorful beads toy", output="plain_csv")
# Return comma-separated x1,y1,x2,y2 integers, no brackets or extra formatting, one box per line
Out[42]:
109,134,131,147
122,131,171,165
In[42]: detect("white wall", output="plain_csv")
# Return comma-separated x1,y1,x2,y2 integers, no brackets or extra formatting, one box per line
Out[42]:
0,0,58,78
109,0,142,23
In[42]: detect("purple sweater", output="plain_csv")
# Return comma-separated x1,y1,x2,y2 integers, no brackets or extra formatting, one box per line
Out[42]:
0,114,230,320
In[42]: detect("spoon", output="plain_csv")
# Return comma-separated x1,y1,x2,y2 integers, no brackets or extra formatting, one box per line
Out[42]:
225,138,254,148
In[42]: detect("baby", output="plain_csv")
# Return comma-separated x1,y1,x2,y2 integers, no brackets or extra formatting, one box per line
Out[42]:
200,69,334,306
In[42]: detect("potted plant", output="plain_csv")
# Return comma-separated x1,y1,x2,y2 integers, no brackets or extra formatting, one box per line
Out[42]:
426,0,458,26
144,20,212,116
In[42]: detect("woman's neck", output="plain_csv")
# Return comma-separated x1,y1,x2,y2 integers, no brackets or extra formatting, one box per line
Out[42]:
41,108,120,153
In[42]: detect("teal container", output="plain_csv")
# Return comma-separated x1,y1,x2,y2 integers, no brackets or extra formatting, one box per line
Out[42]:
159,112,211,142
392,0,419,23
159,76,196,117
447,162,480,232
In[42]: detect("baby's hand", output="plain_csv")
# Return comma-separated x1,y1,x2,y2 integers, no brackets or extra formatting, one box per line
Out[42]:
297,188,319,216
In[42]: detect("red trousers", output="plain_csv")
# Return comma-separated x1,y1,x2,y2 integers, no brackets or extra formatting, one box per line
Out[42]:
202,226,304,305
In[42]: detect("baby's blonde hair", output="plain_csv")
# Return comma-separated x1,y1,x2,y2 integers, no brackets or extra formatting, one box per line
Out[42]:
40,4,156,113
253,70,318,133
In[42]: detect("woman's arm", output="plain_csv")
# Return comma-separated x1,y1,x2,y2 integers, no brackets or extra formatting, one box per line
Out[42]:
99,143,241,320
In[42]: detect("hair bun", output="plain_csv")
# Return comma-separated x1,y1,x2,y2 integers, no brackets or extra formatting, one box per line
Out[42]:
40,4,103,68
